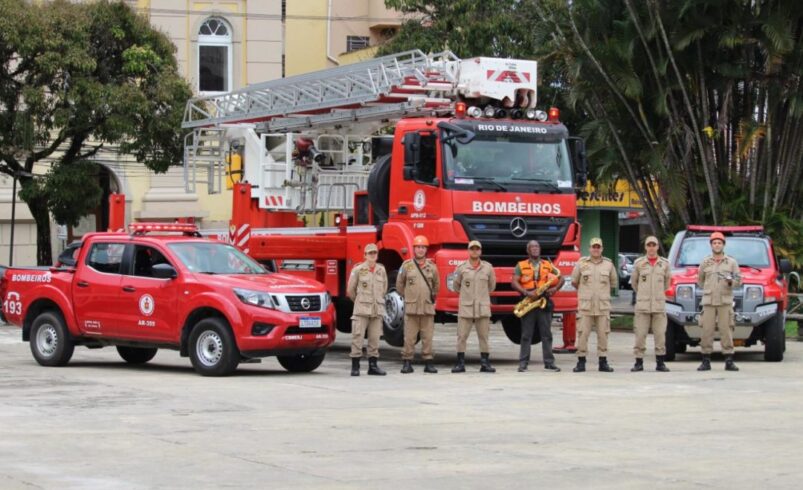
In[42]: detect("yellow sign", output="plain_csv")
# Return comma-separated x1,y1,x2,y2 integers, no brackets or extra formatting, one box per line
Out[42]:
577,179,646,209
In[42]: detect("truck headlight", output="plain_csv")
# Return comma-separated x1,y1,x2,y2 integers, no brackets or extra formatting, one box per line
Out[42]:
559,276,575,292
745,286,763,302
233,288,276,309
321,292,331,309
446,272,458,292
676,285,694,301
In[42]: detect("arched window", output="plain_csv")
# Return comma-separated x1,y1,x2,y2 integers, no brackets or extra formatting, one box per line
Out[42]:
198,17,232,93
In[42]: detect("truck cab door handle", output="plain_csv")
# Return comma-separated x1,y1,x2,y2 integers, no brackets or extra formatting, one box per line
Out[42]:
122,286,136,293
77,281,89,288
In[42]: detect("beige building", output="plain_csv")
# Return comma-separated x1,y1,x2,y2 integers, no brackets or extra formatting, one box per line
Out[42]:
0,0,402,265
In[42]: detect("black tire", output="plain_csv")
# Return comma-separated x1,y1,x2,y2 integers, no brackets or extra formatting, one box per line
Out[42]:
116,346,158,364
664,322,677,362
501,315,540,345
335,298,353,333
188,318,240,376
30,311,74,367
277,352,326,372
763,314,785,362
367,154,392,223
382,269,405,347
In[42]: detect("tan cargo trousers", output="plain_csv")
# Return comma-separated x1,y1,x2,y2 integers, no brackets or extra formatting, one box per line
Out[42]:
350,316,382,358
700,305,734,355
577,314,610,356
456,317,490,353
402,314,435,360
633,312,667,357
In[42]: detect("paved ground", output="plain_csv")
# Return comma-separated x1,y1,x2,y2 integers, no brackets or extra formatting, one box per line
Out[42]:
1,320,801,489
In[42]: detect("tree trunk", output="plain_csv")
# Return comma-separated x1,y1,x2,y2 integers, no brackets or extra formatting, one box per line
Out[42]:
25,194,53,266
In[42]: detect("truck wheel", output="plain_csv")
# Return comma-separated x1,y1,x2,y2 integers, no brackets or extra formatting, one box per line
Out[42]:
277,352,326,373
382,270,405,347
664,322,677,362
30,311,74,367
116,346,158,364
335,298,353,333
763,314,785,362
188,318,240,376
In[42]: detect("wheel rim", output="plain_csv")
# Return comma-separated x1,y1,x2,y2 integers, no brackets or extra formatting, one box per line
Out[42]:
36,324,59,358
383,290,404,330
196,330,224,367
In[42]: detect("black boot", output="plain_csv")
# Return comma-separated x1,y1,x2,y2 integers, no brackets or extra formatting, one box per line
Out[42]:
400,360,414,374
350,358,360,376
451,352,466,373
573,356,586,373
424,361,438,374
631,358,644,372
367,357,386,376
518,361,528,372
697,354,711,371
656,355,670,372
479,353,496,373
599,357,614,372
724,356,739,372
544,362,561,372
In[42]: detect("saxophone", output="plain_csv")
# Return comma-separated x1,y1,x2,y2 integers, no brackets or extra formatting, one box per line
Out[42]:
514,273,560,318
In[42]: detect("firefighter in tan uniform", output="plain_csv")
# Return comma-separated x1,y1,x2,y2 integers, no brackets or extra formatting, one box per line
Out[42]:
396,235,440,374
697,231,742,372
571,237,618,373
451,240,497,373
347,243,387,376
629,235,671,372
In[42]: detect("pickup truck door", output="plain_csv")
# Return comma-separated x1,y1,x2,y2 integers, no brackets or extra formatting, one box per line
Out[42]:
117,244,179,342
73,241,127,337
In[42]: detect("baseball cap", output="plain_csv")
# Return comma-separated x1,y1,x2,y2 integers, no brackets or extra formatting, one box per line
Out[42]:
645,236,659,245
364,243,378,253
590,237,603,247
468,240,482,249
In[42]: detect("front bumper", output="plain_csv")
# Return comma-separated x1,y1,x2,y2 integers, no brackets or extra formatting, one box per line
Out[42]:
666,301,778,340
235,305,336,354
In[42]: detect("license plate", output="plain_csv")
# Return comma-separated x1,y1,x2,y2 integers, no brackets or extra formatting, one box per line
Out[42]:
299,317,321,329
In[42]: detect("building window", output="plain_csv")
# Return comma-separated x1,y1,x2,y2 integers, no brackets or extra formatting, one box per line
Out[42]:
198,17,232,93
346,36,370,53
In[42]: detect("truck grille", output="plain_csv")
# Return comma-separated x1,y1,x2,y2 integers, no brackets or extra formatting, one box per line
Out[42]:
285,325,329,335
286,295,322,312
454,215,571,267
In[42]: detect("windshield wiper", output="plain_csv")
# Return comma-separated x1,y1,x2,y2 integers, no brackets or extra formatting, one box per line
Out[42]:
462,176,507,192
511,177,560,192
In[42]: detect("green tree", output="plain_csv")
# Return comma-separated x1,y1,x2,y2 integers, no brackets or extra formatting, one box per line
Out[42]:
0,0,191,264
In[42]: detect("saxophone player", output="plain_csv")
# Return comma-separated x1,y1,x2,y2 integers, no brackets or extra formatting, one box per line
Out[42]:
511,240,562,372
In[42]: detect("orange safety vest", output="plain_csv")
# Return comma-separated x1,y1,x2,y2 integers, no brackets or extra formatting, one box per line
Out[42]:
518,259,556,290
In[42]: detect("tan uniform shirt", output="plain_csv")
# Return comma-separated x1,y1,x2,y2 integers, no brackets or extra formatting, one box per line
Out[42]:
571,256,617,315
347,261,387,317
697,254,741,306
630,256,671,313
455,260,496,319
396,258,440,316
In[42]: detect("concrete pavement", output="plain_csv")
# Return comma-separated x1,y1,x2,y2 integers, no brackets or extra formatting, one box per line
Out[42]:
0,322,801,489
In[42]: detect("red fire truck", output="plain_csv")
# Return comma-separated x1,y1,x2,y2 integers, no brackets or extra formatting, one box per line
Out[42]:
181,50,588,347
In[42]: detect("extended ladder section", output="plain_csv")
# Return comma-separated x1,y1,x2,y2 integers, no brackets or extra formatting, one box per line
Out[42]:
181,50,539,211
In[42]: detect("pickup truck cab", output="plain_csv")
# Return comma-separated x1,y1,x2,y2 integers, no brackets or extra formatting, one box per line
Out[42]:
2,223,336,376
665,225,792,361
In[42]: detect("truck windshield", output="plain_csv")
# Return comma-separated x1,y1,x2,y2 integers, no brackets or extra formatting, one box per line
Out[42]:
169,242,267,274
676,237,770,268
442,137,573,191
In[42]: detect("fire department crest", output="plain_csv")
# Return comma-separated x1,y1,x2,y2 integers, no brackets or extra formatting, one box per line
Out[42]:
139,294,155,317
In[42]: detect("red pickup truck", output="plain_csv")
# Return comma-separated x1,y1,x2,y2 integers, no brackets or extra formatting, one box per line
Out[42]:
2,223,336,376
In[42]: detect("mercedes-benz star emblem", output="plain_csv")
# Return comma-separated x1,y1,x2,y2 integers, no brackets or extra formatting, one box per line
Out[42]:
300,297,312,310
510,217,527,238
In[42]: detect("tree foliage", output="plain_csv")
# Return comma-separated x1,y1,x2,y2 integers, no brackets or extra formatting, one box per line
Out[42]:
383,0,803,264
0,0,191,264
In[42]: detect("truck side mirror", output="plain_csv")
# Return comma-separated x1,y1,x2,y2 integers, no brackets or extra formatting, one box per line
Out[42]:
568,136,588,188
152,263,178,279
779,258,792,275
403,132,421,180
